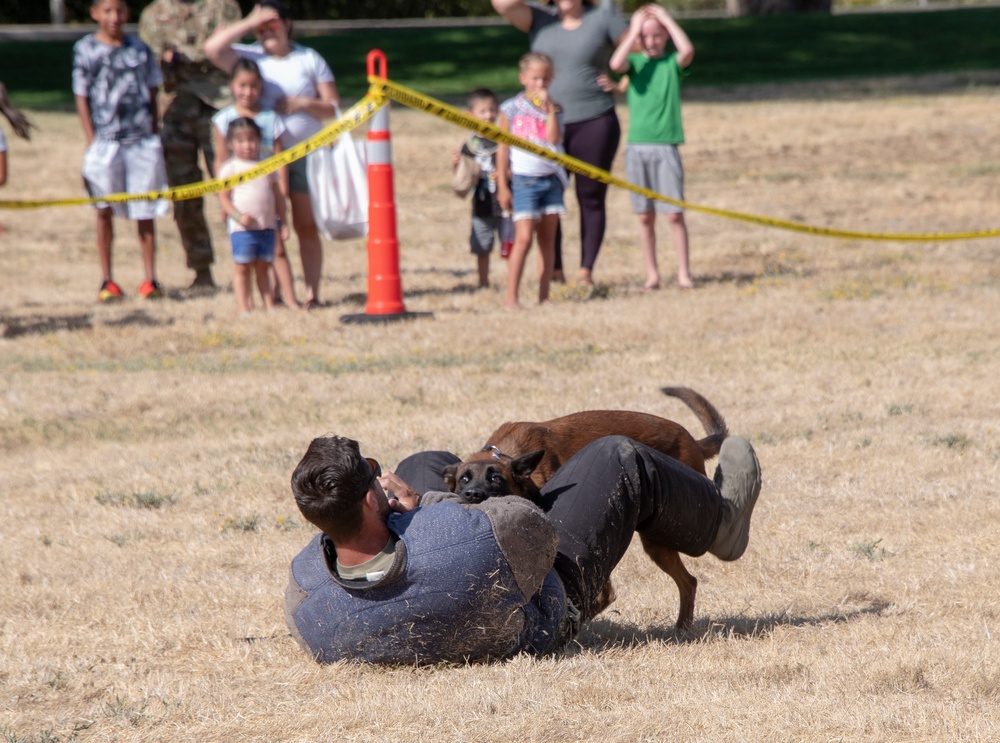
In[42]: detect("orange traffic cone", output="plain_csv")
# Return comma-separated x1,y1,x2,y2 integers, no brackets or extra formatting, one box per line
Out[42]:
341,50,430,324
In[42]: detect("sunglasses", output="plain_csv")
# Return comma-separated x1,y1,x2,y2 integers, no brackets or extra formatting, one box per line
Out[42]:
364,457,382,490
254,19,282,33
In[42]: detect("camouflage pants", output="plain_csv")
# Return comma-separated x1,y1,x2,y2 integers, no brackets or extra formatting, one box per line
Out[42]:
161,94,218,271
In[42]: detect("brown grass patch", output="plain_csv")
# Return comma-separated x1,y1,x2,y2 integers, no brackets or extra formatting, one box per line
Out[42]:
2,76,999,741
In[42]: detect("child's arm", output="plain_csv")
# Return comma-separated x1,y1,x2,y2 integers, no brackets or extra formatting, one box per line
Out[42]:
75,95,95,145
273,138,289,199
217,186,235,219
609,8,647,74
217,172,256,230
495,112,512,213
212,126,228,183
272,178,289,240
545,104,561,146
647,4,695,68
531,89,561,146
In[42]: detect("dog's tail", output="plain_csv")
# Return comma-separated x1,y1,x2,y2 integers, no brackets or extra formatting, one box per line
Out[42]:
661,386,729,462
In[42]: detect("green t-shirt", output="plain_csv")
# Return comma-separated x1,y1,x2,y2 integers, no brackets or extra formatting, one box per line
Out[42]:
625,52,689,145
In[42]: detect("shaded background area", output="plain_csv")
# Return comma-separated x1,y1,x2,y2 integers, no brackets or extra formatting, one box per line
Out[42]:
3,0,498,23
2,7,1000,109
5,0,1000,22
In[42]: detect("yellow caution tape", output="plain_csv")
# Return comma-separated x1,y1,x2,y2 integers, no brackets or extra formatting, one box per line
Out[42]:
4,73,999,243
369,76,1000,243
0,93,386,210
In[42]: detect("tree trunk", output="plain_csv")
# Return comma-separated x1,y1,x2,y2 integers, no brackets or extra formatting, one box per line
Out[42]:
727,0,831,15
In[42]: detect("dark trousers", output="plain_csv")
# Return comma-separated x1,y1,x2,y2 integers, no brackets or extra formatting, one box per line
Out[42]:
160,94,217,270
554,109,622,274
395,435,724,624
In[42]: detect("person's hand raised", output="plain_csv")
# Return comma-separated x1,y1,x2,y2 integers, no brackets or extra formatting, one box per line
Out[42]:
379,472,420,512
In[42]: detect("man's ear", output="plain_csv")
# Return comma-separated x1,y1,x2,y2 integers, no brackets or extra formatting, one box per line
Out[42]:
362,489,380,512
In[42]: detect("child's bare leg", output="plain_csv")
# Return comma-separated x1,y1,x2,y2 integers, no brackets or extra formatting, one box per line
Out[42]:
477,253,490,288
97,207,114,281
505,218,535,309
233,262,253,314
272,235,299,307
255,260,275,312
638,210,660,290
137,219,156,282
667,211,692,288
536,214,559,304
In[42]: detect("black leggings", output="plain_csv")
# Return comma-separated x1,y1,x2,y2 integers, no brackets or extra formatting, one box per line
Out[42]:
554,109,622,274
395,436,723,624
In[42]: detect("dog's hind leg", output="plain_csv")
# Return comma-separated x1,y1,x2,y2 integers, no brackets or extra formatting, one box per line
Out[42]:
638,533,697,631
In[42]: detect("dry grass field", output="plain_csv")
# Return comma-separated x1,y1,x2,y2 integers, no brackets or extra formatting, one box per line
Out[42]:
2,73,1000,742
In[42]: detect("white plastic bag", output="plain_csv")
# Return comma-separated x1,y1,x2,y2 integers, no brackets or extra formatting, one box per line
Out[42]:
307,131,369,240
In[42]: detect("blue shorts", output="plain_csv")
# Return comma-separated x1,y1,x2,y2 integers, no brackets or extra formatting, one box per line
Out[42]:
511,173,566,223
230,229,276,264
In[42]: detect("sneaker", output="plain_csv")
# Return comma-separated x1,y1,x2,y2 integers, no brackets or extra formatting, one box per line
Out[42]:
98,280,124,303
138,280,163,299
709,436,762,561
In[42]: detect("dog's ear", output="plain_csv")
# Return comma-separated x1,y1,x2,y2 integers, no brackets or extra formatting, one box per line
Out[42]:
511,450,545,482
441,464,459,492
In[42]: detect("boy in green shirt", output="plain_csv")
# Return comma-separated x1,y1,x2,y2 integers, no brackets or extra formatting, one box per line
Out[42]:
609,4,694,290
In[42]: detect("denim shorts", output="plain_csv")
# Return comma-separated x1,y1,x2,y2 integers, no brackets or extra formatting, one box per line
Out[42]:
511,173,566,223
230,229,276,264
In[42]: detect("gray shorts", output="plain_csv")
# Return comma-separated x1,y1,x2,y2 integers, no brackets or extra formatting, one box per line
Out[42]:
625,144,685,214
82,135,170,220
470,215,502,255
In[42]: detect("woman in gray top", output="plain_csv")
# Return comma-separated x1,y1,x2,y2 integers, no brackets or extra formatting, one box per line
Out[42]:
492,0,627,286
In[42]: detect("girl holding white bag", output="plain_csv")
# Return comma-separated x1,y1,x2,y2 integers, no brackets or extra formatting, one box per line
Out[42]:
205,0,344,310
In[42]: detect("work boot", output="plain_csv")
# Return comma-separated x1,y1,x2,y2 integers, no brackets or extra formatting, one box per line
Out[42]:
189,268,215,290
709,436,762,561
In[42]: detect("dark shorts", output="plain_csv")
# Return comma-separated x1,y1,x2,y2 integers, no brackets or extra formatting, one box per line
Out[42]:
288,157,309,194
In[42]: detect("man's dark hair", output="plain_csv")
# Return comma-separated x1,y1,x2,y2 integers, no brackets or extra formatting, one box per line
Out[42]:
291,436,370,542
466,88,497,111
